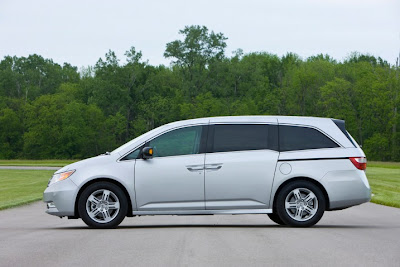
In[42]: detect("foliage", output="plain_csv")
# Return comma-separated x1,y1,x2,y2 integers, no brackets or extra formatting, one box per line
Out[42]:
0,25,399,160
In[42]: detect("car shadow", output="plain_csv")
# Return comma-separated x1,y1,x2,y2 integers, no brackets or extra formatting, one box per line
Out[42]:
48,224,391,230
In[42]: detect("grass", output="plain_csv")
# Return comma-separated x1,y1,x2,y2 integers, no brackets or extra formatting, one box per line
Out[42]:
0,160,398,211
0,159,78,167
0,169,54,210
368,161,400,169
367,162,400,208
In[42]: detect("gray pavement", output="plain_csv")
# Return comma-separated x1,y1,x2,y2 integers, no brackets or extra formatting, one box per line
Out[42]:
0,202,399,267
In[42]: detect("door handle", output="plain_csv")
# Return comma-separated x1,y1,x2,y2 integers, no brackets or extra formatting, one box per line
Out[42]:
186,165,204,172
204,163,223,171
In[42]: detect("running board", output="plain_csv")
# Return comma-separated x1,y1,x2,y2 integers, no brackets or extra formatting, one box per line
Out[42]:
132,209,272,216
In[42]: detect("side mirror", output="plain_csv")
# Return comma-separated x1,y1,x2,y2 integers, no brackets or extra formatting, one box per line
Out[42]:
142,147,153,159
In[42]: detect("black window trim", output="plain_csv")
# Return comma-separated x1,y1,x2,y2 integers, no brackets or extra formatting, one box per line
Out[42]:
206,123,279,154
206,124,214,153
331,119,356,147
278,123,343,152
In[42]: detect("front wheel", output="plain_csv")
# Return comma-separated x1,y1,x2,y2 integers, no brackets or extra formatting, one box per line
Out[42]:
276,180,325,227
78,182,128,228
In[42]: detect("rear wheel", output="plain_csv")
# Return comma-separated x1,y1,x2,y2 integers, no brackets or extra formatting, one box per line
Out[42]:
78,182,128,228
267,213,286,225
276,180,325,227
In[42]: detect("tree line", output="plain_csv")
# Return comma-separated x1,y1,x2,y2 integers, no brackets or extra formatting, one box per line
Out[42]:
0,25,399,161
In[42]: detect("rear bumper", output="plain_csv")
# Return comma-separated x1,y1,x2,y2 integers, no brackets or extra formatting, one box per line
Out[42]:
43,178,77,217
321,169,371,210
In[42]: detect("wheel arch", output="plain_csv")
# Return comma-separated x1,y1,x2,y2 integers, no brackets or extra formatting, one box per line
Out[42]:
272,177,330,211
74,178,134,218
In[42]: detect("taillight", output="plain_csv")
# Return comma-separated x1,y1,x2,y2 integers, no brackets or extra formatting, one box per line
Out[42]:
349,157,367,170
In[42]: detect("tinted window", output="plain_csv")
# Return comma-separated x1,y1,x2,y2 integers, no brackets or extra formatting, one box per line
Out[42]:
332,119,356,147
211,124,278,153
148,126,202,157
122,147,142,160
279,125,339,151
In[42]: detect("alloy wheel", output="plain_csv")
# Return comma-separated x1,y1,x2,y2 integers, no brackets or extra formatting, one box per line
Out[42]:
284,188,318,222
86,189,120,224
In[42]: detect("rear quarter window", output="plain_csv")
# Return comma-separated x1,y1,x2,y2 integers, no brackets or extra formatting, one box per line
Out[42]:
279,125,339,152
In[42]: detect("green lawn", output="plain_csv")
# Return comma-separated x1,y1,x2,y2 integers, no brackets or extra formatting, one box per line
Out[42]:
367,162,400,208
0,169,54,210
0,161,398,211
0,159,78,167
368,161,400,169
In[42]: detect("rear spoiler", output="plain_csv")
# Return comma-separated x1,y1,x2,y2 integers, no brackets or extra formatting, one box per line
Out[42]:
331,119,356,147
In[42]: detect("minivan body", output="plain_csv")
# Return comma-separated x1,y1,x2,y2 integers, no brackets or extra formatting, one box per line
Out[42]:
43,116,371,228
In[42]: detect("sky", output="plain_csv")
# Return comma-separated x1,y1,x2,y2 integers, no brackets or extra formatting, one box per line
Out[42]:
0,0,399,69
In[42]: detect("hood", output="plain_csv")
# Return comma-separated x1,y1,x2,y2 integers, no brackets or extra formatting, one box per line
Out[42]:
55,153,118,174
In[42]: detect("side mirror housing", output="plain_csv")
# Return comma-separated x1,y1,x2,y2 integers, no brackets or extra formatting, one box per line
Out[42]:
142,147,153,159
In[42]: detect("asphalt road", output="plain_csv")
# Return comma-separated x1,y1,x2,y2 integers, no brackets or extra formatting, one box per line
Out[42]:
0,202,399,267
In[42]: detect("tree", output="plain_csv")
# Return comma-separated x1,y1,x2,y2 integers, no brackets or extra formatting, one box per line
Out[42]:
0,108,22,158
0,27,398,161
164,25,227,98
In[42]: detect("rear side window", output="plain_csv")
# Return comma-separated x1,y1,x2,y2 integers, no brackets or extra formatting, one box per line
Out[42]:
331,119,356,147
279,125,339,151
210,124,278,153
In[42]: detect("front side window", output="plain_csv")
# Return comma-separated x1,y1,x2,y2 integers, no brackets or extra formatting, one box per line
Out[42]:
148,126,203,157
279,125,339,151
122,147,142,160
211,124,278,153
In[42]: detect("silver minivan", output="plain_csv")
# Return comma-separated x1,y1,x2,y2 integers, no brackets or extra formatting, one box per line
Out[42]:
43,116,371,228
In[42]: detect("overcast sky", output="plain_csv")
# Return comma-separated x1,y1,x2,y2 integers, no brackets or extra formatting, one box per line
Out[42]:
1,0,399,68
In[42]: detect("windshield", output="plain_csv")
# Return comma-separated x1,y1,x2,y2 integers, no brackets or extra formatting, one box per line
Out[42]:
111,124,168,155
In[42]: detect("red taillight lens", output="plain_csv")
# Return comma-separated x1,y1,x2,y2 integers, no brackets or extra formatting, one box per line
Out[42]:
349,157,367,170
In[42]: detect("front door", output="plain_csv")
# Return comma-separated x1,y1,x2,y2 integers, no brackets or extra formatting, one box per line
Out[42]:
135,125,206,210
204,123,279,210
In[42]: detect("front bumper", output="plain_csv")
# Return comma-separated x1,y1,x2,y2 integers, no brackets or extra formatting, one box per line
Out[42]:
43,178,78,217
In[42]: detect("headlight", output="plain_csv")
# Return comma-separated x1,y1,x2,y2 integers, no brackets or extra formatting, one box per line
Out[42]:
48,170,75,186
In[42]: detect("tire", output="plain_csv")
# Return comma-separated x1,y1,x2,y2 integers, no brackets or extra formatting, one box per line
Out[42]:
78,182,128,229
267,213,286,225
276,180,325,227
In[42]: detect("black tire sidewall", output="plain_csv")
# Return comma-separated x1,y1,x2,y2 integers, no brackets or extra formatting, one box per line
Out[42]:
78,182,128,229
276,180,325,227
267,213,286,225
